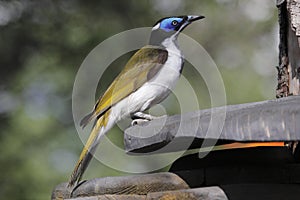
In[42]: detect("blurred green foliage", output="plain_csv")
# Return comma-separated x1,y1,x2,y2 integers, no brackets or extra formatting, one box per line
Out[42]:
0,0,278,199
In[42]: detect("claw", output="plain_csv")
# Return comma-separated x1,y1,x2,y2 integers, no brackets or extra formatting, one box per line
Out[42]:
131,119,150,126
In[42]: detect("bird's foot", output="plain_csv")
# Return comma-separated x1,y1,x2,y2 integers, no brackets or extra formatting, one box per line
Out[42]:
131,118,151,126
131,112,167,126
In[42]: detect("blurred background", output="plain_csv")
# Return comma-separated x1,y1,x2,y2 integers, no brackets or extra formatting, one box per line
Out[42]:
0,0,278,199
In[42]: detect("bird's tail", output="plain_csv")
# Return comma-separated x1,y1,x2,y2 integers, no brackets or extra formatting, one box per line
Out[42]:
68,111,111,188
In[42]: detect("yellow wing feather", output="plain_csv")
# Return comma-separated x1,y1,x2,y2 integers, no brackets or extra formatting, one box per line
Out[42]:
80,45,168,127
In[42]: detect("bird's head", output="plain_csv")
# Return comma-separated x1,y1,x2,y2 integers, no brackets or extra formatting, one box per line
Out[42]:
149,15,205,46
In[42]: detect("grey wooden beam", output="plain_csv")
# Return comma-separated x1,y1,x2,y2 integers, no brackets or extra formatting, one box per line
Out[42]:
66,194,146,200
146,187,228,200
65,187,228,200
52,172,189,200
124,96,300,153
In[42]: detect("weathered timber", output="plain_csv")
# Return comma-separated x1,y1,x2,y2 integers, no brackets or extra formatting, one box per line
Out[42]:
66,194,146,200
64,187,227,200
52,172,189,200
124,95,300,153
146,187,228,200
277,0,300,97
287,0,300,95
277,0,289,97
277,0,300,155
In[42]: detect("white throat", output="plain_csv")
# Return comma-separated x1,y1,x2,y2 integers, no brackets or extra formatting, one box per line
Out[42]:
161,35,182,58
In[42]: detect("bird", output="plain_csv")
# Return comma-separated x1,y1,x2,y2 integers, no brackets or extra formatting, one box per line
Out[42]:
68,15,205,188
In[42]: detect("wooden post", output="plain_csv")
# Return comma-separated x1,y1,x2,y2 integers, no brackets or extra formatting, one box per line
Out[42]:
277,0,300,156
277,0,300,97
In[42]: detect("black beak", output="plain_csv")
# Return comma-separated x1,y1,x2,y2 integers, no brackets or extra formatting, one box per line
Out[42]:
175,15,205,33
187,15,205,22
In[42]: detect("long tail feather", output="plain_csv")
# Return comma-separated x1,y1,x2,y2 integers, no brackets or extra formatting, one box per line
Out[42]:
68,112,110,188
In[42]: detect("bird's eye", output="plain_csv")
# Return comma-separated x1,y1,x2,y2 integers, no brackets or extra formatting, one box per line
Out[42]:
172,20,178,26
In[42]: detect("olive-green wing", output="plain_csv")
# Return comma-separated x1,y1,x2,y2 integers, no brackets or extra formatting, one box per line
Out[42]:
80,45,168,127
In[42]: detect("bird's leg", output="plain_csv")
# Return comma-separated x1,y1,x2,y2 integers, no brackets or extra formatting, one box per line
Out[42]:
131,112,167,126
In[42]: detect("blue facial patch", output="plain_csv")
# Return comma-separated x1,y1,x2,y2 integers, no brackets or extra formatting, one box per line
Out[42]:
160,17,183,32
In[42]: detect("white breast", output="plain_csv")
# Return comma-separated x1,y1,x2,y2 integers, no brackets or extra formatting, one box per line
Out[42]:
110,36,184,121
